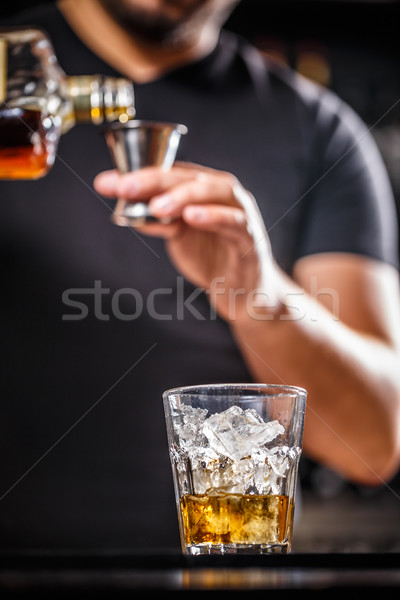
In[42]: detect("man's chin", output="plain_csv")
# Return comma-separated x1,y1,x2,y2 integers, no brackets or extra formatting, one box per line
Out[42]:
98,0,192,46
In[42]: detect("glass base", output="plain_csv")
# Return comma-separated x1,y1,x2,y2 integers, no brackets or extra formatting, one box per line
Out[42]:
184,543,290,555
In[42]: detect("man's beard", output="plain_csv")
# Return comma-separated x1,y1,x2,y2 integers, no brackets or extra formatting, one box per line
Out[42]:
98,0,209,47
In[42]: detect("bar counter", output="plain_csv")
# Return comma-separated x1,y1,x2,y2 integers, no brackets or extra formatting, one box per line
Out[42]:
0,551,399,595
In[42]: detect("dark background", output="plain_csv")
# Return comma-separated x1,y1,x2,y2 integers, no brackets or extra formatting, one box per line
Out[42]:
2,0,400,552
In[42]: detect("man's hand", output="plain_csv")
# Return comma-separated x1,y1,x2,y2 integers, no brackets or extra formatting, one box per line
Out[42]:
94,162,279,322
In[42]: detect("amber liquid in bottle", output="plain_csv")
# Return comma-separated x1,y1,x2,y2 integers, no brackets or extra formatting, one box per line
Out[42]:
0,104,50,179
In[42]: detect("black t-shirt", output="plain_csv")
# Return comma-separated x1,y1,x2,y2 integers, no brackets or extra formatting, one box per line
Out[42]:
0,5,398,550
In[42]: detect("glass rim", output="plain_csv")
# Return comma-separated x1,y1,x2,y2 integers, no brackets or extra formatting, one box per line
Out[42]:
162,382,307,399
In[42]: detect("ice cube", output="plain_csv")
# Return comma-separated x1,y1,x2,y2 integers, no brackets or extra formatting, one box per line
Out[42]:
202,406,284,461
171,404,291,495
173,404,208,452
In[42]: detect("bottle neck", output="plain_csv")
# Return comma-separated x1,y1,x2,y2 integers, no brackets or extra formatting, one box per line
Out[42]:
64,75,135,131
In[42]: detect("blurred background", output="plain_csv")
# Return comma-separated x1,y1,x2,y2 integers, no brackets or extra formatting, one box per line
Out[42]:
1,0,400,552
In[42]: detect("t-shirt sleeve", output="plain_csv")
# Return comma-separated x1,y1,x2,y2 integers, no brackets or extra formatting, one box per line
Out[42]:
294,89,399,270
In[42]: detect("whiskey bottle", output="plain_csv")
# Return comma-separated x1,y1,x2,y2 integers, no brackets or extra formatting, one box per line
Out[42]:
0,26,135,179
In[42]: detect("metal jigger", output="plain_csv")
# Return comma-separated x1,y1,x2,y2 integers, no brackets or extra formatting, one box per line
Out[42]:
103,120,188,226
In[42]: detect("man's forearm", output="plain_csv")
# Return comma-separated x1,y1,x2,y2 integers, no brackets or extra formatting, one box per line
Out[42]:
229,271,400,486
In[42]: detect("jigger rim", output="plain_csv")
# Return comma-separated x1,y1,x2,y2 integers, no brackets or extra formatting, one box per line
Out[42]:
102,119,188,135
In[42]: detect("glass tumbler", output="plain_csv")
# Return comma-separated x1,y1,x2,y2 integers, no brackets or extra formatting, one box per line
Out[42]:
163,383,307,555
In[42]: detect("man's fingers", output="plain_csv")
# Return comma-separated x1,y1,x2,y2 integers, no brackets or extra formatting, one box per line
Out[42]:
94,166,245,213
93,169,120,196
129,220,183,240
149,175,241,219
94,166,257,250
182,204,250,244
132,204,252,248
94,166,201,200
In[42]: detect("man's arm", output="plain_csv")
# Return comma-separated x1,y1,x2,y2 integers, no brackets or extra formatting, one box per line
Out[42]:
230,252,400,486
